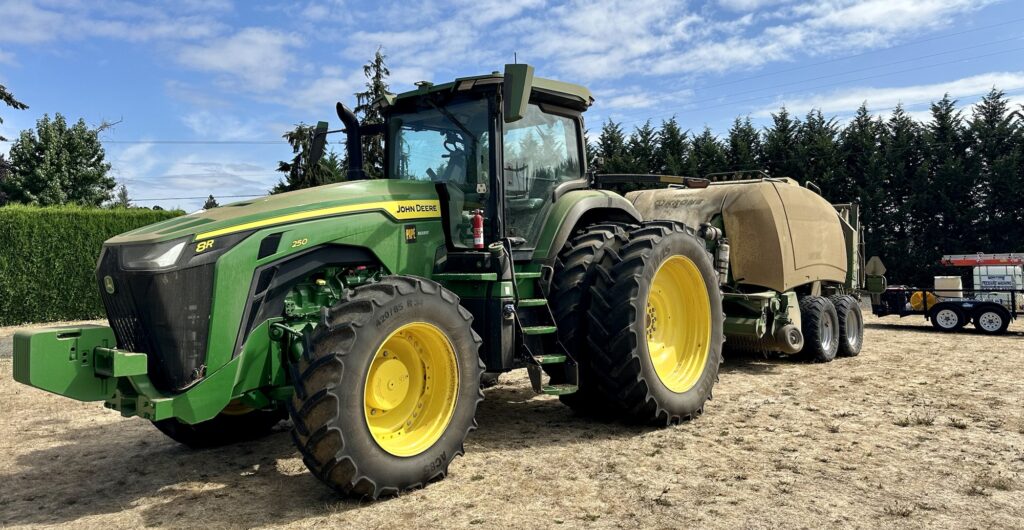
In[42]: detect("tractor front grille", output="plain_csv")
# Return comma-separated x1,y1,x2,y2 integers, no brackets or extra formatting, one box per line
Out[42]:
97,247,215,393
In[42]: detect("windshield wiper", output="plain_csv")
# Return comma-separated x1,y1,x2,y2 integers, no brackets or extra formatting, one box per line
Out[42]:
427,101,477,147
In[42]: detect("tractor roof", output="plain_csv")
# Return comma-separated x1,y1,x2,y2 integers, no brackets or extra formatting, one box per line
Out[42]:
380,70,594,111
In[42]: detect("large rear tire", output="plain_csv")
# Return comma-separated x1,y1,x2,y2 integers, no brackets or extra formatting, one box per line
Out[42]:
548,222,632,414
152,406,285,448
288,276,484,498
798,296,839,362
586,222,724,425
828,295,863,357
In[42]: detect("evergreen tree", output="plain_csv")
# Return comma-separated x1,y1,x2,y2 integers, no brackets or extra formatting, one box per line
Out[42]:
271,123,346,194
203,194,219,209
655,117,689,175
2,113,114,206
726,117,762,172
353,47,391,178
595,119,631,172
0,83,28,142
627,120,658,174
969,88,1022,252
838,103,887,266
688,127,728,178
112,184,131,208
914,95,979,277
762,107,801,179
796,109,840,190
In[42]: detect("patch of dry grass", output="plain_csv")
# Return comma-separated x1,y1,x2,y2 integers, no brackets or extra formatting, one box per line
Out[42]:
1,313,1023,528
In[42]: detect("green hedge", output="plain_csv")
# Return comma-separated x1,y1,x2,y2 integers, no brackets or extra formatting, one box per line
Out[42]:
0,206,184,325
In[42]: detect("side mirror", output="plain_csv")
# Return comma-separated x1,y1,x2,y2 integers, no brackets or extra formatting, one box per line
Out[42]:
502,64,534,123
309,121,329,164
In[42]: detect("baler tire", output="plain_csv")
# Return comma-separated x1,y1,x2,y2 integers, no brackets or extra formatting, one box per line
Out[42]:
585,221,724,425
288,276,484,499
548,222,633,415
152,407,286,449
828,295,864,357
799,296,840,362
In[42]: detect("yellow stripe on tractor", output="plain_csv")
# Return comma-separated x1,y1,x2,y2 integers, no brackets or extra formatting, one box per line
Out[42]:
194,200,442,240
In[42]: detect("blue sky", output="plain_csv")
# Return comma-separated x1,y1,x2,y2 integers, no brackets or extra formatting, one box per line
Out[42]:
1,0,1022,211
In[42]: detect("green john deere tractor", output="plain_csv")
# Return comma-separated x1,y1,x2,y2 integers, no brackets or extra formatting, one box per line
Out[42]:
14,65,725,498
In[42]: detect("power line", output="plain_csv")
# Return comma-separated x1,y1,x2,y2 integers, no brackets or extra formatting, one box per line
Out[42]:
131,194,265,201
615,46,1024,129
687,15,1024,92
680,35,1023,111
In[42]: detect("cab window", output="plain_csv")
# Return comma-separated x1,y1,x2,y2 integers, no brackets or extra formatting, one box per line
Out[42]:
502,104,582,245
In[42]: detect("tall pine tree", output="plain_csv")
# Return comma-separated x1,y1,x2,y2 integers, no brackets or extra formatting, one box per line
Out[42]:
627,120,658,174
726,117,762,173
969,88,1023,252
762,107,801,179
353,47,391,178
655,117,689,175
688,127,728,178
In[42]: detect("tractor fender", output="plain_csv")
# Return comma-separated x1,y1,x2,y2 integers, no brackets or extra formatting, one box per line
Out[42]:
538,190,642,264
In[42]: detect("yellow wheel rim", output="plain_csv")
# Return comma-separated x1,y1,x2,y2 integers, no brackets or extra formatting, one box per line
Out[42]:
364,322,459,457
645,255,712,393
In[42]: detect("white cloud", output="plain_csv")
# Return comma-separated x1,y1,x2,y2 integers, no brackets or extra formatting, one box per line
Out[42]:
0,49,15,65
750,71,1024,117
180,111,264,141
717,0,793,11
0,0,223,44
178,28,303,92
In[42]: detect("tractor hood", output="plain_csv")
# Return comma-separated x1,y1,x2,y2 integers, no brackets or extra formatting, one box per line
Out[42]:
107,179,442,245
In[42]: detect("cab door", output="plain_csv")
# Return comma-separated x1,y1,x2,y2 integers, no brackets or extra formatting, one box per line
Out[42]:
501,104,586,252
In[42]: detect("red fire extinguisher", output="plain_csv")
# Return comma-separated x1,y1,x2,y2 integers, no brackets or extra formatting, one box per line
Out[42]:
471,209,485,249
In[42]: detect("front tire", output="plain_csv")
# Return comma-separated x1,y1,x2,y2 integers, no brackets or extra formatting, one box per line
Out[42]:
586,222,724,424
289,276,484,498
799,296,839,362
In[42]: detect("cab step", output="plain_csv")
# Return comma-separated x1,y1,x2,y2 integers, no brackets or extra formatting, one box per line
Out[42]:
521,325,557,335
541,384,578,396
534,354,567,364
518,298,547,307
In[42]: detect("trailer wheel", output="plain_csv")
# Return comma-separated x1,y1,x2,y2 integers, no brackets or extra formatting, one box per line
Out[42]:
929,305,965,332
152,406,286,448
973,306,1010,335
799,296,840,362
586,221,724,425
549,222,632,415
289,276,484,499
828,295,864,357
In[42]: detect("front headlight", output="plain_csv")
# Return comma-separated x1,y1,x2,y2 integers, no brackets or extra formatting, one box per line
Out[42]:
119,238,188,270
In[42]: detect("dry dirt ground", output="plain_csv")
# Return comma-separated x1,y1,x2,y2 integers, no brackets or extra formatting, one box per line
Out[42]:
1,313,1023,529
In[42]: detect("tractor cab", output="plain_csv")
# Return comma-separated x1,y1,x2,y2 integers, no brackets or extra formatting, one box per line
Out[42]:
377,66,592,257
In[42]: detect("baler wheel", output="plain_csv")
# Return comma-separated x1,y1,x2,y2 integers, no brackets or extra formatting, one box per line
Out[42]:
798,296,839,362
828,295,864,357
